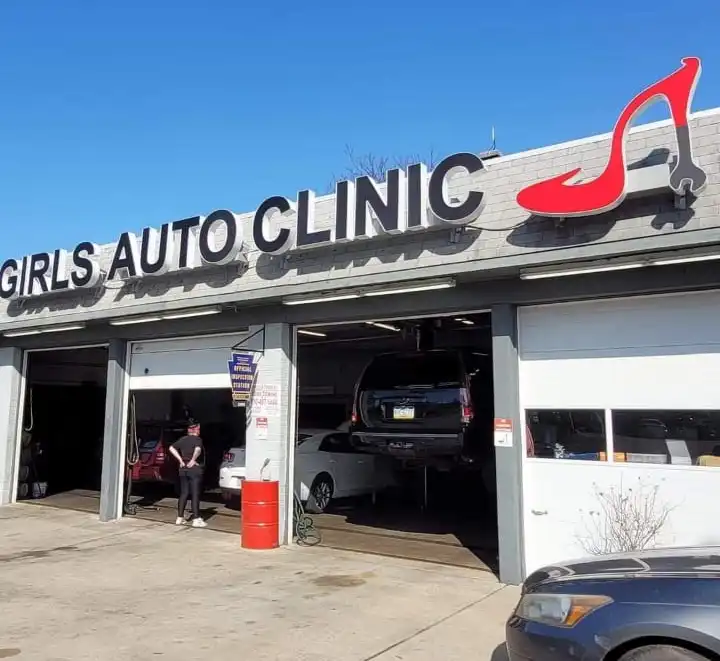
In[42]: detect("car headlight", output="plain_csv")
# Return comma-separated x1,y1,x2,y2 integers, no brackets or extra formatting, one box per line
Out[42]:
514,593,613,628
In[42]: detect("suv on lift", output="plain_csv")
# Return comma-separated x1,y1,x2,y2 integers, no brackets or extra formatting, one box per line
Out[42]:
349,349,493,466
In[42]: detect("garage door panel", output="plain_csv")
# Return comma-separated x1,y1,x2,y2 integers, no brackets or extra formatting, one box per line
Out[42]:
129,331,251,389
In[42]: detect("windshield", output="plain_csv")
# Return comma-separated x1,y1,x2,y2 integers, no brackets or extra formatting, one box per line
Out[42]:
361,352,462,389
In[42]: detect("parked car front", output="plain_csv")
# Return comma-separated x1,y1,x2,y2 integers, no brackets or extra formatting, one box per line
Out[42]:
506,547,720,661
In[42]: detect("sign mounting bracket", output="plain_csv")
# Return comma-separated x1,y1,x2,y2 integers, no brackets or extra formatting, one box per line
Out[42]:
232,326,266,356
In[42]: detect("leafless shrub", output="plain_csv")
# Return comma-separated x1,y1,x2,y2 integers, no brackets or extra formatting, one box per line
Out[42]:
578,476,675,556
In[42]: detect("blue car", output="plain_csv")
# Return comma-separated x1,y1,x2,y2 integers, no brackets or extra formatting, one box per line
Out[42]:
506,547,720,661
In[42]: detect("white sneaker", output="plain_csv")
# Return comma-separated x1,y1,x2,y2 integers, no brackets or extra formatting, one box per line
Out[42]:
191,518,207,528
175,517,185,525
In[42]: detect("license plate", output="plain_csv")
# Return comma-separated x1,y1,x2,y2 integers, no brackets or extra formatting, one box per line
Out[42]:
389,441,414,450
393,406,415,420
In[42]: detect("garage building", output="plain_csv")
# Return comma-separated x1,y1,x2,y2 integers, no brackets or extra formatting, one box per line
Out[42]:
1,80,719,585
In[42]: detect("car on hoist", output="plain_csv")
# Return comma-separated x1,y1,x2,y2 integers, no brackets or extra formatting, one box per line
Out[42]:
218,428,397,513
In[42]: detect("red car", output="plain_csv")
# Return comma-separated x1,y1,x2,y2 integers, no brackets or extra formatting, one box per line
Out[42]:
130,421,187,485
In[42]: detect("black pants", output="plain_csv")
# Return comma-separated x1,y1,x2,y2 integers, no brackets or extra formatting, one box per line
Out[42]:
178,468,203,519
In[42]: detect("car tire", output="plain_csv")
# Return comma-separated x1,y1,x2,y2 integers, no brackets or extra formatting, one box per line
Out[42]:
305,474,334,514
620,645,710,661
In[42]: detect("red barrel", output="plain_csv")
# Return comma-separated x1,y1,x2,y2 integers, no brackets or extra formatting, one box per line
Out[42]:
241,480,279,550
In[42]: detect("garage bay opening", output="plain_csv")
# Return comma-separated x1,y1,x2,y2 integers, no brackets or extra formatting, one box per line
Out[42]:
125,388,244,529
16,347,109,513
294,313,498,571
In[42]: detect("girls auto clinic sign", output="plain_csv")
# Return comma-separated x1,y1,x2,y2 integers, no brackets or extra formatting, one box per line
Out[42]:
0,152,485,301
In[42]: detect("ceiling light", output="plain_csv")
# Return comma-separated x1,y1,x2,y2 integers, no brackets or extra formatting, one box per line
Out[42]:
520,263,644,280
363,279,455,297
366,321,401,332
3,323,86,338
650,254,720,266
297,329,327,338
455,318,474,326
283,294,361,306
161,307,221,320
109,315,163,326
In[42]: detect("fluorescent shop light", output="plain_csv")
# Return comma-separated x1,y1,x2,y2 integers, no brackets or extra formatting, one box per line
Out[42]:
109,315,163,326
363,279,455,297
283,294,361,306
297,329,327,337
161,307,221,320
455,318,474,325
520,263,644,280
3,323,86,338
651,253,720,266
366,321,401,332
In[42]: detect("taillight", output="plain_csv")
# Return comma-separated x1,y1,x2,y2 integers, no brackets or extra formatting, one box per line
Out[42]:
461,388,473,424
223,452,235,463
351,407,358,425
155,448,165,463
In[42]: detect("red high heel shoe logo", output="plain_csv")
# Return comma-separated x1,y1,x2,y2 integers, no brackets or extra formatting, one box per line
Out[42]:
516,57,708,217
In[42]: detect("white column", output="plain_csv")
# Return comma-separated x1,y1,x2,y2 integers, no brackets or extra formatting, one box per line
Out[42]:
244,323,296,544
0,347,23,507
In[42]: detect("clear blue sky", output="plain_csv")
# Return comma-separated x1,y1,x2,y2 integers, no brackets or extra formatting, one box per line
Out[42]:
1,0,719,258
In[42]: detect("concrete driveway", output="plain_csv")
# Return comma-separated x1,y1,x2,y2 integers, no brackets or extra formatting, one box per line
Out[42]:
0,504,518,661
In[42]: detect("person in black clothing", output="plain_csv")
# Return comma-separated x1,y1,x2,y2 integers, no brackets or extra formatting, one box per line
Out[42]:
169,422,207,528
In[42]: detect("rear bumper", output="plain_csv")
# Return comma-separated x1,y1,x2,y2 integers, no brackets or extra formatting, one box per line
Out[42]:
352,432,463,458
219,467,245,495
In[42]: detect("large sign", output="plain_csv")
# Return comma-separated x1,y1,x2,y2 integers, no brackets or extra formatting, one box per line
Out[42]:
0,151,486,301
516,56,708,217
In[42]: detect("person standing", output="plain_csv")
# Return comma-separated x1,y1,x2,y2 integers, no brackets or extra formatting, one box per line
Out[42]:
169,422,207,528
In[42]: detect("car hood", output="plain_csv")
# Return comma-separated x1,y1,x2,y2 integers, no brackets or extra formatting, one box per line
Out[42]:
525,546,720,590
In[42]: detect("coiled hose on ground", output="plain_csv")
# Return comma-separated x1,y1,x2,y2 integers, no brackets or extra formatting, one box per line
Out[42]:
293,492,321,546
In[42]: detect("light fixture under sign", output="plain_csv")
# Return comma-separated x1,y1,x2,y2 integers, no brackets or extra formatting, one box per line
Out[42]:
3,323,86,338
363,279,455,297
109,307,222,325
283,294,361,306
520,263,644,280
366,321,401,332
650,253,720,266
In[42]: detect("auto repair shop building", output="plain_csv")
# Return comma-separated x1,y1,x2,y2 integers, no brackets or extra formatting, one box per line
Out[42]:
1,88,719,585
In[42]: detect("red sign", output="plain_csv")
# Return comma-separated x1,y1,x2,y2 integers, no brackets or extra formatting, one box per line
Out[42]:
516,57,708,218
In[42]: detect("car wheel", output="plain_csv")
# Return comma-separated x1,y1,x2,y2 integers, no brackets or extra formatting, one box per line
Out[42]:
306,474,334,514
620,645,710,661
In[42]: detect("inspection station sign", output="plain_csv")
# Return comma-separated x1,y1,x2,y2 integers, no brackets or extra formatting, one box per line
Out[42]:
0,152,486,301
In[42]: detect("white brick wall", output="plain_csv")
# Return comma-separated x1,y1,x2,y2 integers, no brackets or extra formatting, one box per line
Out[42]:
3,109,720,327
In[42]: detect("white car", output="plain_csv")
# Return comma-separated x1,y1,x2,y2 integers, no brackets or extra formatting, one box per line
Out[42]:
219,428,397,513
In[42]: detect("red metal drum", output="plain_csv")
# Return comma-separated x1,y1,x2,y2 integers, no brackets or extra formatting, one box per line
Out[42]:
241,480,279,550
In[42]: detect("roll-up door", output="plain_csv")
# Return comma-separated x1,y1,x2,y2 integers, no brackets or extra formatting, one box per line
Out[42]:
129,332,250,390
518,290,720,573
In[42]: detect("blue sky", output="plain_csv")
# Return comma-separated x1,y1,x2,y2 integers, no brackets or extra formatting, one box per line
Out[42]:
1,0,719,258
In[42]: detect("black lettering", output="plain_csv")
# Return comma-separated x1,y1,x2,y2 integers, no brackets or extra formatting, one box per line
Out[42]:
354,169,404,238
18,256,28,298
199,210,242,265
296,190,331,248
428,152,485,224
108,233,140,280
406,163,429,230
71,242,100,288
140,224,173,275
171,216,201,269
253,196,293,255
50,249,71,291
334,180,354,242
0,259,18,300
27,252,52,295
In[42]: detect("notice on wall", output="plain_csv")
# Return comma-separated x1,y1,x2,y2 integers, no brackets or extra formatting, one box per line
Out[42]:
253,384,280,417
255,416,269,440
493,418,513,448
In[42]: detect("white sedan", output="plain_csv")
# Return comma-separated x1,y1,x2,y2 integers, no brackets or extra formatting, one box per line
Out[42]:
218,429,397,513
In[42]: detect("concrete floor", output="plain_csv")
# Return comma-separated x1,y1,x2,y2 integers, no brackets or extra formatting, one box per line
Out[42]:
0,504,518,661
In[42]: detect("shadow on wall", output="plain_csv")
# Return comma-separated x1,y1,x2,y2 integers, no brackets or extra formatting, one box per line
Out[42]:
4,287,106,319
255,226,481,282
506,148,698,250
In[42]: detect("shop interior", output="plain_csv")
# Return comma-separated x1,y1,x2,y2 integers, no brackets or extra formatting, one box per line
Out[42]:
17,347,108,512
294,311,498,572
123,388,244,524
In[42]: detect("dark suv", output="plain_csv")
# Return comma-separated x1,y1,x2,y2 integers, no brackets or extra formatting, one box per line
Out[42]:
349,349,493,465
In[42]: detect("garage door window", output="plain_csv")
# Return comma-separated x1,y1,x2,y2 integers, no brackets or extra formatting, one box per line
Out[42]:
526,409,607,460
613,410,720,466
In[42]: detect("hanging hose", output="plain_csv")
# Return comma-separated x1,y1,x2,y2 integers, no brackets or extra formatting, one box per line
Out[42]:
23,387,34,432
123,393,140,515
293,492,321,546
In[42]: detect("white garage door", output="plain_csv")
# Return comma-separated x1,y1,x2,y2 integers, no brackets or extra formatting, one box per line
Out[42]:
518,290,720,572
130,331,251,389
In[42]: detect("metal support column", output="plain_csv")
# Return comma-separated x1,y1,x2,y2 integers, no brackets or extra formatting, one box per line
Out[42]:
492,304,525,585
0,347,23,507
99,339,128,522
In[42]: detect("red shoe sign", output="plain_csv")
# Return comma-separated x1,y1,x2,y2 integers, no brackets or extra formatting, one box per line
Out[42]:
516,57,708,217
